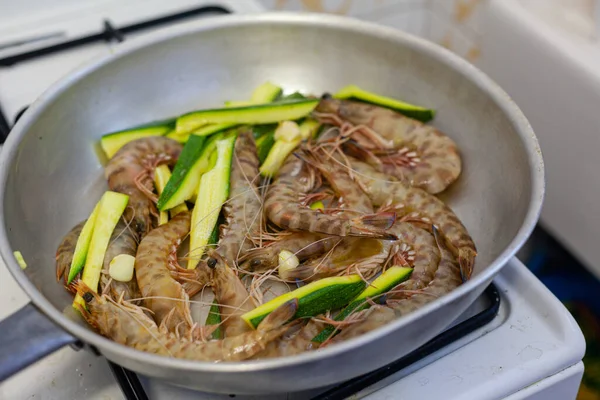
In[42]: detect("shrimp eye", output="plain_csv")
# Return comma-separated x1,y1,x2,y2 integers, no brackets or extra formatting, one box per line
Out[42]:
250,259,262,268
207,258,217,268
83,292,93,303
321,92,332,99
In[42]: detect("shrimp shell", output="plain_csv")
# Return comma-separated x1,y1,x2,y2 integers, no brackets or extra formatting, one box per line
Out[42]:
239,232,339,272
348,158,476,281
55,220,86,284
105,136,182,236
315,98,461,194
264,150,396,240
135,211,194,336
75,281,299,362
99,219,140,302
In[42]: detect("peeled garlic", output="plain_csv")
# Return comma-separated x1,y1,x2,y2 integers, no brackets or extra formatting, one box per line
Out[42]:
109,254,135,282
278,250,300,280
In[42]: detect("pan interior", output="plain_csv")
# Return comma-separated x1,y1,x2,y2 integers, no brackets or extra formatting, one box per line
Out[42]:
3,19,534,333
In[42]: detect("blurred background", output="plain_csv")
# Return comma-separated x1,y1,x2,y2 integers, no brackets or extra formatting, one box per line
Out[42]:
1,0,599,398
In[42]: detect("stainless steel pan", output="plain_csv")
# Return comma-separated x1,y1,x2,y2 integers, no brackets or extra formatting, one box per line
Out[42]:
0,13,544,394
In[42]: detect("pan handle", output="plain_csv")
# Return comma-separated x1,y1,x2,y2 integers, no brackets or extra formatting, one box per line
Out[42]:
0,302,78,382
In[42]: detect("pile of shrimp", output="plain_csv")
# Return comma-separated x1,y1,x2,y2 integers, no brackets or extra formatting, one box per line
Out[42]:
56,95,476,361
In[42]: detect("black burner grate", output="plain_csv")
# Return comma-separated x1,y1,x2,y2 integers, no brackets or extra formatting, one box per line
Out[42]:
0,4,231,144
109,283,501,400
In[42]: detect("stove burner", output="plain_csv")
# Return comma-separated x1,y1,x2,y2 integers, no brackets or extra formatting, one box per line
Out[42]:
108,283,501,400
0,4,231,143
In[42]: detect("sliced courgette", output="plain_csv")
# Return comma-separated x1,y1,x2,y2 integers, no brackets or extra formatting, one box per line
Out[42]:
334,84,435,122
256,130,276,164
67,201,101,283
312,266,412,343
173,82,284,143
250,81,282,103
187,132,237,269
205,299,223,340
260,118,321,177
154,164,189,219
157,135,207,211
241,275,366,329
176,99,319,136
100,119,175,158
73,191,129,308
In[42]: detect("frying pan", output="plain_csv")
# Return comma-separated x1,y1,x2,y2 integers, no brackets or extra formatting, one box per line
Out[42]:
0,13,544,394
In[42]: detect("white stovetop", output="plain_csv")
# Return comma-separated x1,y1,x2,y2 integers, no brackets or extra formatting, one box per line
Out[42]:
0,258,585,400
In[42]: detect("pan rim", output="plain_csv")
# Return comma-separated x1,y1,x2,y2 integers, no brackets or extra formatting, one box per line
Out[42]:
0,12,544,374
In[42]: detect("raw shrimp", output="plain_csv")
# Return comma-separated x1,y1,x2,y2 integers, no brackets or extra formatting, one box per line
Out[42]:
264,148,396,240
325,228,462,345
176,130,263,297
388,227,463,310
239,232,339,272
55,220,85,284
321,306,396,346
75,281,298,362
252,318,326,359
206,252,255,338
347,158,476,281
315,97,461,194
135,211,195,336
286,238,392,282
387,222,440,296
99,219,140,302
105,136,182,236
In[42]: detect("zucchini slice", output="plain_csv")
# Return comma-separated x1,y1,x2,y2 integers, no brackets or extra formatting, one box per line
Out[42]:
260,118,321,177
241,275,366,329
67,201,101,283
176,99,319,136
100,119,175,158
312,266,413,343
154,165,188,222
250,81,282,103
334,84,435,122
205,299,223,340
157,135,207,211
187,132,237,269
73,191,129,308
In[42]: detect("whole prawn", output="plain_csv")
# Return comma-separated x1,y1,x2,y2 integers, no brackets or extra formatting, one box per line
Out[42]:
206,251,255,338
74,281,299,362
387,222,441,296
347,157,476,281
286,237,391,282
99,219,140,302
314,97,461,194
239,232,339,272
105,136,182,236
264,147,396,240
134,211,195,337
55,220,86,284
324,228,463,345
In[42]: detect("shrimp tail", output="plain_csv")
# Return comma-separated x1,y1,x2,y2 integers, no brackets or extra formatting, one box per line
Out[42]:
256,298,299,332
348,212,398,240
458,248,476,282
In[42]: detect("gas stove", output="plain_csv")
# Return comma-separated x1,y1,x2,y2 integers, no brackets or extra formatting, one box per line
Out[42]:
0,1,586,399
